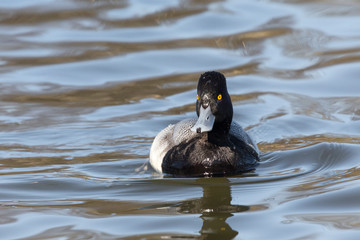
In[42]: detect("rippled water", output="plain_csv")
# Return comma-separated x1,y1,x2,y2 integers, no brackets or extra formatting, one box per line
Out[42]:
1,0,360,239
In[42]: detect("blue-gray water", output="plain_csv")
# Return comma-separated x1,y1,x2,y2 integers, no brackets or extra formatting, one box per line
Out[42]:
1,0,360,239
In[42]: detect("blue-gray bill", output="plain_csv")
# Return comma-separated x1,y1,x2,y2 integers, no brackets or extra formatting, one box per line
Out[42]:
190,106,215,133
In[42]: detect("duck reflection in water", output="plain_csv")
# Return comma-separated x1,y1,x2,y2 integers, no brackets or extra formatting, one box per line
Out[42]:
178,178,250,240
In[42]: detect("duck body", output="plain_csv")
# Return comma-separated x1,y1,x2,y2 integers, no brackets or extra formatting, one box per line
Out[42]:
149,71,259,177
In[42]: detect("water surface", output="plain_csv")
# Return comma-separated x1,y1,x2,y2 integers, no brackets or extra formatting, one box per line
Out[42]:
1,0,360,239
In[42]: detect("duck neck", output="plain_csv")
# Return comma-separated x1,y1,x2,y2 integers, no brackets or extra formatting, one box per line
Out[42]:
206,120,231,145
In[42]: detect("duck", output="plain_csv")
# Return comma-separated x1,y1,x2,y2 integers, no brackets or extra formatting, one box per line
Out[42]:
149,71,259,177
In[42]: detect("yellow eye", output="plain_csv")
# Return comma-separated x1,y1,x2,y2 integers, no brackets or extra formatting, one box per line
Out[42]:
196,94,199,100
217,94,222,100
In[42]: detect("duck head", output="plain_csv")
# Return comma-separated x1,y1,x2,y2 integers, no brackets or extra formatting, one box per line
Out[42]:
191,71,233,135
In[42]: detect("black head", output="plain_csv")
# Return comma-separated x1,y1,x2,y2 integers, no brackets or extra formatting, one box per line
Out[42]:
195,71,233,134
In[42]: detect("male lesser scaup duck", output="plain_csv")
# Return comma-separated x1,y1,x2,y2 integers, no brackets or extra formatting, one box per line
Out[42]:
150,71,259,177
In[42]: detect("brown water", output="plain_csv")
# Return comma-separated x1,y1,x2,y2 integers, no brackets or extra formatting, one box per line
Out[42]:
1,0,360,239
